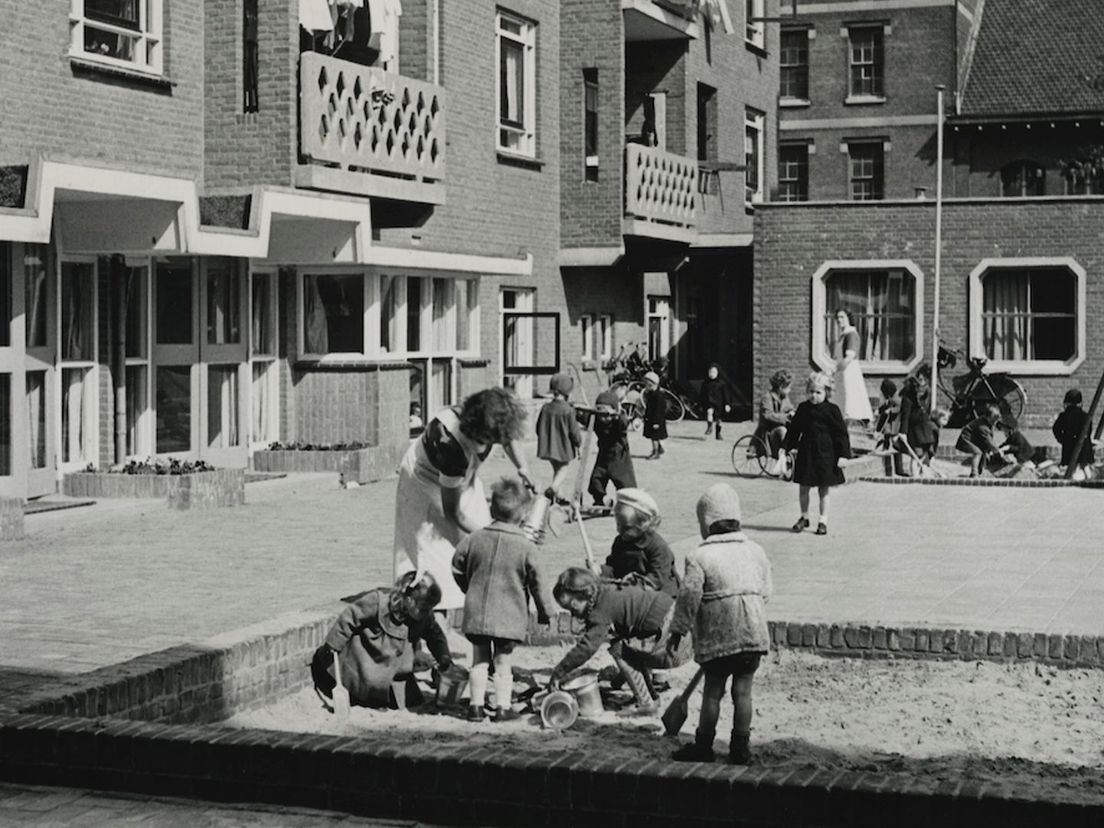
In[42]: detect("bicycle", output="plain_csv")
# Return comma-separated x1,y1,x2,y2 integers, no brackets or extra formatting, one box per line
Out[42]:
604,342,687,426
730,433,793,480
935,342,1027,426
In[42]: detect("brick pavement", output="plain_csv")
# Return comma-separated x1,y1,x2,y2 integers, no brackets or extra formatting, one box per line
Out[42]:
1,420,1102,682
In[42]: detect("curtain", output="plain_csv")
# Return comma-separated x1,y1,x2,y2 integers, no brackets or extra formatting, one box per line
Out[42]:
380,274,399,353
208,367,239,448
500,40,523,125
826,270,912,361
26,372,45,469
24,247,47,349
983,272,1029,360
61,264,89,362
432,278,450,352
251,274,270,355
63,368,85,464
304,276,329,354
252,363,270,444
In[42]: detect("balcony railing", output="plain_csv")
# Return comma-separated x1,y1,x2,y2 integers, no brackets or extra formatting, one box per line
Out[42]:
299,52,446,195
624,144,697,229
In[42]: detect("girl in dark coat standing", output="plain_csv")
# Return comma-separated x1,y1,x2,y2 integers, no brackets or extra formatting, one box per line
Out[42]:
699,364,732,440
896,369,936,475
784,372,851,536
642,371,668,459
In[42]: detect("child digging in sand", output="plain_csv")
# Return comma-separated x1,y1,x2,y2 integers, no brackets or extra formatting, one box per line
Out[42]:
668,484,772,765
452,477,553,722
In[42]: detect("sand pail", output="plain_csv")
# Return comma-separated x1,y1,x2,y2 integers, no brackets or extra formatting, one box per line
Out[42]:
539,690,579,730
435,664,469,707
561,671,603,717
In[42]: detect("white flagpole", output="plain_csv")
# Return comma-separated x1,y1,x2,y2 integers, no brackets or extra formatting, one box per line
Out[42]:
930,84,945,413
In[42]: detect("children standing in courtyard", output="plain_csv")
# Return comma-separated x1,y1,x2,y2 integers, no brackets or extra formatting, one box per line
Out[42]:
874,378,904,477
699,364,732,441
642,371,668,460
668,484,771,765
452,478,553,722
588,388,637,508
783,372,850,536
535,374,582,501
1053,389,1096,477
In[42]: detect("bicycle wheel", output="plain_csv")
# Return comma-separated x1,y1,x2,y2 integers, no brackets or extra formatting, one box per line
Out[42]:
621,399,643,431
661,388,686,423
731,434,769,478
971,375,1027,423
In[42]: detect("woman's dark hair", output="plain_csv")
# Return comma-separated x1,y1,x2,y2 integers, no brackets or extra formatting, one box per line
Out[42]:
707,519,741,536
769,369,792,391
834,309,852,324
458,387,528,445
553,567,600,606
1065,388,1083,407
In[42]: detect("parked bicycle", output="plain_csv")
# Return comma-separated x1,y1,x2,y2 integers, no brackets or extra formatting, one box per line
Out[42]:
935,341,1027,426
603,343,688,426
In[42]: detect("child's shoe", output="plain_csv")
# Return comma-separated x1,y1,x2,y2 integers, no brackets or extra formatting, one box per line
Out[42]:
492,708,521,723
791,516,809,533
672,731,715,763
467,706,485,722
704,422,713,437
815,522,828,536
715,425,723,441
728,731,752,766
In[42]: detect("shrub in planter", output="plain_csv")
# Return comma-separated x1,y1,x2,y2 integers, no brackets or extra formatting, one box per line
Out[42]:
64,458,245,509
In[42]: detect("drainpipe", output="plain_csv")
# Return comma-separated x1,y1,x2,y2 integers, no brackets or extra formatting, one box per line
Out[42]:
110,254,127,466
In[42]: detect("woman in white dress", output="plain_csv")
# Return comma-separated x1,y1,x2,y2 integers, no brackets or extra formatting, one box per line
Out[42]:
393,387,535,611
832,309,874,423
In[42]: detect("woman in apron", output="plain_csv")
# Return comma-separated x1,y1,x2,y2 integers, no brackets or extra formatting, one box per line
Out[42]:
831,309,874,423
393,387,534,610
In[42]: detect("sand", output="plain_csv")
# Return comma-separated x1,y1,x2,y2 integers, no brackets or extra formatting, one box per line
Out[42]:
225,635,1104,806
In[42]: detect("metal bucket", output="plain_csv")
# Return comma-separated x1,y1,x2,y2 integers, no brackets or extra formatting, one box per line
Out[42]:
561,671,604,717
435,664,469,707
539,690,579,730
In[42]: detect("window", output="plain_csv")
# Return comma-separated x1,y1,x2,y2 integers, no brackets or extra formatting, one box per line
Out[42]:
646,296,670,363
599,314,612,361
778,143,809,202
207,259,242,345
125,264,151,456
970,260,1085,372
250,270,278,448
849,142,884,201
60,260,98,468
243,0,259,113
300,272,479,359
745,0,765,49
811,260,924,374
496,11,537,157
584,69,599,181
848,26,884,100
70,0,163,74
745,108,765,204
696,83,717,162
1001,161,1046,197
580,314,593,361
780,29,809,101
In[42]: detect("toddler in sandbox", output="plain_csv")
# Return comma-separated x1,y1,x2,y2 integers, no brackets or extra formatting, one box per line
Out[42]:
451,477,553,722
668,484,772,765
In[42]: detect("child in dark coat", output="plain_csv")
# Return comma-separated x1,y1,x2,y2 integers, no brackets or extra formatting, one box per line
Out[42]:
535,373,582,501
783,372,851,536
874,378,904,477
699,364,732,441
1053,388,1096,475
452,478,553,722
956,404,1002,477
588,389,637,508
642,371,668,460
602,487,679,596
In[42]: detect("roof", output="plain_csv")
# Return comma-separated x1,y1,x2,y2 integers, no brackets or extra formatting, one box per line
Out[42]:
958,0,1104,118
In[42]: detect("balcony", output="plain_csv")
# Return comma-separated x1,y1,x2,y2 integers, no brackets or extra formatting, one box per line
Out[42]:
623,144,698,243
622,0,700,40
296,52,446,205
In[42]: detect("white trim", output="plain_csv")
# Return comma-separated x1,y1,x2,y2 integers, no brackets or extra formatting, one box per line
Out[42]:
367,246,532,275
559,246,625,267
620,0,701,39
781,114,938,130
810,259,925,375
968,257,1087,376
796,0,954,13
495,10,537,158
580,314,594,361
69,0,163,75
745,0,765,49
599,314,613,361
691,233,753,248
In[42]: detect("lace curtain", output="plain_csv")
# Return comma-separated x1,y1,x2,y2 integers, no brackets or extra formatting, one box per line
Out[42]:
825,270,912,361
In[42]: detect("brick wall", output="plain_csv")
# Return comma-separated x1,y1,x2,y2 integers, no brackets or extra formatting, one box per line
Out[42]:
754,198,1104,426
0,2,204,181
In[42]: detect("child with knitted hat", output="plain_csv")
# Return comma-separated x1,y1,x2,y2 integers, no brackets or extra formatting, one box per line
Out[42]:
668,484,772,765
602,488,679,597
535,373,582,501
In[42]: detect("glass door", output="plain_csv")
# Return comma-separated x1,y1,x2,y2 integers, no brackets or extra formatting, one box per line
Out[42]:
152,258,199,457
24,244,55,496
200,257,247,467
58,258,98,473
249,268,278,451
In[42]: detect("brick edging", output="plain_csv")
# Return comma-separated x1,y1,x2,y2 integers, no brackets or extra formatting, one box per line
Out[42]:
857,475,1104,488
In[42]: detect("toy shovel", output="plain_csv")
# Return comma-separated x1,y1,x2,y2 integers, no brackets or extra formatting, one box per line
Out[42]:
661,668,704,736
331,651,351,718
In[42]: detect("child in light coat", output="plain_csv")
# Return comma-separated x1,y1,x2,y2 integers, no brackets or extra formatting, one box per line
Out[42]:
452,478,553,722
668,484,772,765
535,373,583,501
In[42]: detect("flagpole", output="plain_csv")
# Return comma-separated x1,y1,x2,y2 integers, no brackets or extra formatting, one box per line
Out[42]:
930,84,945,413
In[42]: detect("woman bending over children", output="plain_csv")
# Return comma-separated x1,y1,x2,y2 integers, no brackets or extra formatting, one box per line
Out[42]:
784,372,851,536
668,484,771,765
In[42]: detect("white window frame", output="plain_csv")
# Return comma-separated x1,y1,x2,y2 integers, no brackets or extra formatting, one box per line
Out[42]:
745,108,765,204
646,295,670,363
580,314,593,362
745,0,765,49
779,28,809,104
848,141,884,201
968,257,1086,376
298,270,480,361
69,0,164,75
57,255,100,472
495,10,537,158
123,256,153,458
599,314,612,361
846,25,885,103
778,142,809,202
811,260,924,376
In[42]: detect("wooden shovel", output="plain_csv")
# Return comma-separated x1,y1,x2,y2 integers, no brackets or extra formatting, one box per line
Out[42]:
661,668,704,736
331,651,350,718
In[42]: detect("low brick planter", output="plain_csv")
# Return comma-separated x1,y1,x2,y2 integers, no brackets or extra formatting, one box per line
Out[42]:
0,496,23,540
63,469,245,509
252,446,401,485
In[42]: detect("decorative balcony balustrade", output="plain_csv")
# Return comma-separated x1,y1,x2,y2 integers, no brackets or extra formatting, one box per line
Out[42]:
624,144,697,229
299,52,446,186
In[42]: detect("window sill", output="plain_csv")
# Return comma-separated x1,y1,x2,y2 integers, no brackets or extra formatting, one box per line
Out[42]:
968,358,1081,377
496,150,545,170
812,354,923,376
295,357,415,371
845,95,886,106
780,98,811,109
68,54,174,90
458,357,491,368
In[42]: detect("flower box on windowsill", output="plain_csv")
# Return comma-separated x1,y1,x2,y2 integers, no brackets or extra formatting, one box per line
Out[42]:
252,443,401,486
62,465,245,509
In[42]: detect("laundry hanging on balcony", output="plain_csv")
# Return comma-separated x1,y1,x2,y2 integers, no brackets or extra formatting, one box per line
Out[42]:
299,0,334,32
661,0,734,33
366,0,403,72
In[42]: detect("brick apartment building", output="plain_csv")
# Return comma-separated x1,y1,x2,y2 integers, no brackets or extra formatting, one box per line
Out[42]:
757,0,1104,427
0,0,777,499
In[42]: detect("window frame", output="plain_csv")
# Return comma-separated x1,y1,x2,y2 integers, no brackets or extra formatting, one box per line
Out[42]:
297,269,481,362
779,28,810,103
846,25,885,103
583,67,599,181
810,260,925,375
968,257,1086,375
745,0,765,50
1000,161,1046,198
745,108,765,205
848,140,884,201
69,0,164,75
495,10,538,158
598,314,612,361
778,142,809,202
580,314,593,362
57,255,100,471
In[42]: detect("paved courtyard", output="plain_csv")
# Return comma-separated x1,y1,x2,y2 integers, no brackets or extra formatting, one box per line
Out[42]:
2,420,1102,680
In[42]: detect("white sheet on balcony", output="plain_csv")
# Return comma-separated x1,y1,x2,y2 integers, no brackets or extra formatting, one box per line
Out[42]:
367,0,402,71
299,0,333,31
